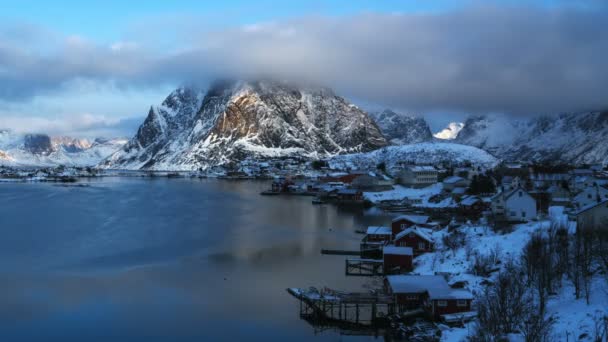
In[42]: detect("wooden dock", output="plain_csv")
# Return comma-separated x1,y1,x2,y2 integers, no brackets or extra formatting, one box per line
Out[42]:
345,258,384,276
287,287,395,325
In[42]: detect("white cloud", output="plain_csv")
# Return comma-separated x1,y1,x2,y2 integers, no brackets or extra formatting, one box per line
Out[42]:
0,3,607,119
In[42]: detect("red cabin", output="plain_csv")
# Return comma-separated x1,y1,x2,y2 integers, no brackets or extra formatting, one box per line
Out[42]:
393,226,434,256
365,226,392,243
383,246,413,274
391,215,430,237
385,275,474,320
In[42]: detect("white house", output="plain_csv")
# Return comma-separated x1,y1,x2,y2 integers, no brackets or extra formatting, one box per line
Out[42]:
573,185,608,209
491,187,537,221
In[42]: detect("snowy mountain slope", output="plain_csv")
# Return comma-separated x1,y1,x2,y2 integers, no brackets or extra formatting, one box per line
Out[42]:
433,122,464,140
0,130,127,167
328,142,499,170
370,109,433,145
101,80,387,170
455,111,608,164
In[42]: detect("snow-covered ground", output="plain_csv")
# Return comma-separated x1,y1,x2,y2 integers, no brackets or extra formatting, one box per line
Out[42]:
329,142,499,171
410,217,607,341
364,183,456,207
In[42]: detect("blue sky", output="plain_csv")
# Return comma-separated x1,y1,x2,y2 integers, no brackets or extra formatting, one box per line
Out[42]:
0,0,606,137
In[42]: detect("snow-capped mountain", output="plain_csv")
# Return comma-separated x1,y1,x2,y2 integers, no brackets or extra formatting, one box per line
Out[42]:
102,80,387,170
0,130,127,167
455,111,608,165
370,109,432,145
433,122,464,140
329,142,498,171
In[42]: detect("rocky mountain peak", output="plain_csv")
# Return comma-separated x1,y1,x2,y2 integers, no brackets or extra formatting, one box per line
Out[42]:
101,80,387,170
370,109,432,145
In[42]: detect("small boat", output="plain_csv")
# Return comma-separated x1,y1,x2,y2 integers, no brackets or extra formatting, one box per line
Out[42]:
312,197,326,204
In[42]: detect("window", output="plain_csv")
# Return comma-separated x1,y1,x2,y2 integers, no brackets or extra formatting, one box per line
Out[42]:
510,211,516,216
437,300,448,307
400,223,407,229
406,295,417,300
522,211,526,218
457,300,468,307
519,191,522,197
418,242,426,250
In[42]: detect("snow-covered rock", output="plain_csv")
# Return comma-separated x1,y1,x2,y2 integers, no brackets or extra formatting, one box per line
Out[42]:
101,80,387,170
329,142,499,171
455,111,608,165
370,109,433,145
433,122,464,140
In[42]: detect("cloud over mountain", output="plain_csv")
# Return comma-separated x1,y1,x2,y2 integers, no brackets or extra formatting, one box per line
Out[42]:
1,3,607,117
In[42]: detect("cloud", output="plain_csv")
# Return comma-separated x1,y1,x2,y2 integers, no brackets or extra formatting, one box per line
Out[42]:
0,114,142,138
1,3,608,116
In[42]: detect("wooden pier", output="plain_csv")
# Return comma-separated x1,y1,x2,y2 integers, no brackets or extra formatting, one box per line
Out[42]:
345,258,384,276
287,287,395,326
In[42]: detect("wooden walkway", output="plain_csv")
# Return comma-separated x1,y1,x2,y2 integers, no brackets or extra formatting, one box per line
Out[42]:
287,287,395,325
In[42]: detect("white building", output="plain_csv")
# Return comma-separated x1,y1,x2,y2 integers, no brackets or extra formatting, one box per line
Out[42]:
397,165,438,188
573,185,608,209
491,187,537,221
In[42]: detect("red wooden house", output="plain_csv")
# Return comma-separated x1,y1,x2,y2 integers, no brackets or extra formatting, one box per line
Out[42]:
385,275,474,320
383,246,413,274
365,226,392,243
391,215,430,237
393,226,434,256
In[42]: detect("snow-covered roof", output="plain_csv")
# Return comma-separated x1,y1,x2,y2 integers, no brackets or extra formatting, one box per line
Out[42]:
451,187,467,194
337,188,360,195
443,176,465,184
409,166,436,172
383,246,413,256
460,196,481,206
366,226,391,235
503,187,532,201
394,226,434,242
386,275,471,299
392,215,429,224
573,199,608,216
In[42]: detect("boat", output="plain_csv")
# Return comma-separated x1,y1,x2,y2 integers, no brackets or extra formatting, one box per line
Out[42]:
312,197,326,204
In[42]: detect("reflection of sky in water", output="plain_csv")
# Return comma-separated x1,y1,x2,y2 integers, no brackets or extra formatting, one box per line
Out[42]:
0,179,390,341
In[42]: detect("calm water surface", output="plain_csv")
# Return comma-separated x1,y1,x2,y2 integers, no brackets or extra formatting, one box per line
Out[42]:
0,178,391,341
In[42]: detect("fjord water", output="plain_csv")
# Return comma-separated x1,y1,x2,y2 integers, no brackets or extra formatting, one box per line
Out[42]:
0,178,387,341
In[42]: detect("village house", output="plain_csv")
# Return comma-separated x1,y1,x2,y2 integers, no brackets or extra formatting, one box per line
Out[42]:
385,275,474,320
393,226,434,255
365,226,392,242
383,246,413,274
500,176,522,191
397,165,438,188
351,172,394,192
391,214,431,237
573,184,608,209
530,173,570,189
491,187,537,222
459,195,486,216
570,176,600,193
574,199,608,231
442,176,470,192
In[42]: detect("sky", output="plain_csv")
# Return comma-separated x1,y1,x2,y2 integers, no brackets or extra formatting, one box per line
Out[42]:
0,0,607,137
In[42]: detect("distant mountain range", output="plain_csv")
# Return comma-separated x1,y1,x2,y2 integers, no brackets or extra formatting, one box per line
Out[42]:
0,130,127,167
2,80,606,169
454,112,608,165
